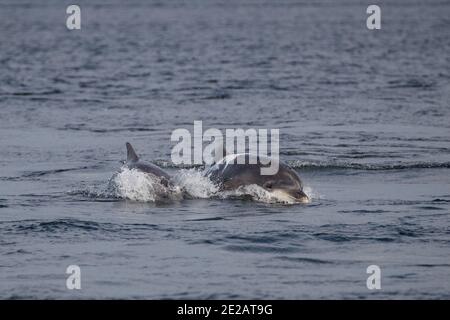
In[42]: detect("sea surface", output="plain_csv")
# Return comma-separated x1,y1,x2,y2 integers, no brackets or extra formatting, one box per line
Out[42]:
0,0,449,299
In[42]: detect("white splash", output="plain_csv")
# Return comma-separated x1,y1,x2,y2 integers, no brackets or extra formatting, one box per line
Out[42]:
172,169,219,199
303,185,321,201
109,167,182,202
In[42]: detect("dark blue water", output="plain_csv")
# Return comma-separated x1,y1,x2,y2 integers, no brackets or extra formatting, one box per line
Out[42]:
1,0,450,299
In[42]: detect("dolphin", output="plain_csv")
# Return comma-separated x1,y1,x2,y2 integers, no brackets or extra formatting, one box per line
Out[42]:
203,153,309,203
124,142,171,186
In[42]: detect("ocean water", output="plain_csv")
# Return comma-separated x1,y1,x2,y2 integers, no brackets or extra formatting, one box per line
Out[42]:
1,0,450,299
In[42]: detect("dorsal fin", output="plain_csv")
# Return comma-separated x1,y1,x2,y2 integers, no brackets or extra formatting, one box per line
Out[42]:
126,142,139,162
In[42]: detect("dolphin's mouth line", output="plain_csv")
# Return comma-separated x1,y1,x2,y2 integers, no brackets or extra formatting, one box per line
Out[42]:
288,195,310,204
268,189,310,204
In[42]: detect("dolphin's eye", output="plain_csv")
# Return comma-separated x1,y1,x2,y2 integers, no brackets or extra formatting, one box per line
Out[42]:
160,178,169,187
263,181,274,189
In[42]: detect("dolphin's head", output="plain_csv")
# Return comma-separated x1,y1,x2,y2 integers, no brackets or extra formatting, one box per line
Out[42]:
260,164,309,203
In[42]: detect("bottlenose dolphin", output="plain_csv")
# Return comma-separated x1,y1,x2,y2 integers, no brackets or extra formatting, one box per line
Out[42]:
204,153,309,203
125,142,171,186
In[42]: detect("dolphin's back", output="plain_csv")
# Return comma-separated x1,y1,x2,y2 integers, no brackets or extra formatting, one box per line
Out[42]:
129,162,171,180
204,154,287,190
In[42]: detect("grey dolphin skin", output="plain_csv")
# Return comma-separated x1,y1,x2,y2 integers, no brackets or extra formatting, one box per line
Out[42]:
125,142,171,185
204,153,309,203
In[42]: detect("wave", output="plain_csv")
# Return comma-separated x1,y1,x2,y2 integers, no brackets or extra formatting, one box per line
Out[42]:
3,89,63,96
59,124,159,133
21,165,100,178
1,218,166,236
1,165,102,181
387,78,435,89
286,160,450,171
155,159,450,171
